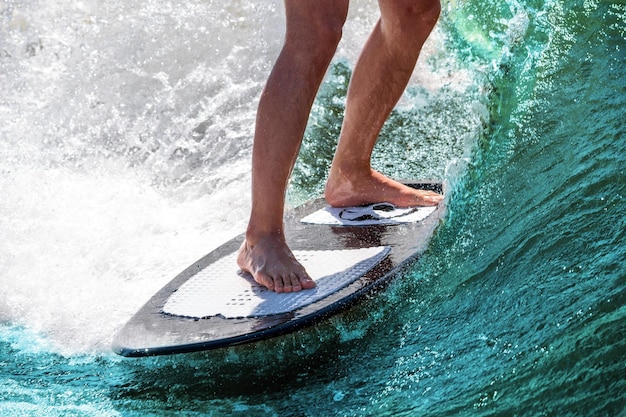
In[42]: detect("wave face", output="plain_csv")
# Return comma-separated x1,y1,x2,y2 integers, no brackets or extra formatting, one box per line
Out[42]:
1,0,624,415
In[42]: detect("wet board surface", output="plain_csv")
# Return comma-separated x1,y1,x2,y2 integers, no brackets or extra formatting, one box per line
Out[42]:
112,181,445,357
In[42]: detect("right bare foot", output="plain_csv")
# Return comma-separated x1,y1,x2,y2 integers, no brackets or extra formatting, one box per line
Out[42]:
325,167,443,208
237,233,316,293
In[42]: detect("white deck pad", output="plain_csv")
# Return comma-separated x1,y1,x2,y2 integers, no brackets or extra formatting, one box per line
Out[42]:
162,246,390,319
301,202,436,226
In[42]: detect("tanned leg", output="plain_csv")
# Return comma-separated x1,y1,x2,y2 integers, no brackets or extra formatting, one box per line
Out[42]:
237,0,349,293
325,0,443,208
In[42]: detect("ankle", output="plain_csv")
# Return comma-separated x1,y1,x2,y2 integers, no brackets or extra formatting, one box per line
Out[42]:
244,227,285,246
324,172,354,208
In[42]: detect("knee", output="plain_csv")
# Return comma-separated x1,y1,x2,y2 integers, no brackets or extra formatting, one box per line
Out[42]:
383,0,441,35
285,13,346,66
309,18,345,60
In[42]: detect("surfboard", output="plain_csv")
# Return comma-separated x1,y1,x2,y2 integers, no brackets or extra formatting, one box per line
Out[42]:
112,181,445,357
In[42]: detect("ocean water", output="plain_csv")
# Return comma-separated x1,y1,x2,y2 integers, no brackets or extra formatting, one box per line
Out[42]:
1,0,624,415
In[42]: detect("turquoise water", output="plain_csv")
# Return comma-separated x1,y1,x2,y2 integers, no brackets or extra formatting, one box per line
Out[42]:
1,0,625,415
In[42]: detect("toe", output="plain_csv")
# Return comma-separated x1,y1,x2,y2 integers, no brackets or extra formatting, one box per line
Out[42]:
281,276,293,293
273,275,285,293
255,271,275,292
289,273,303,292
301,275,316,290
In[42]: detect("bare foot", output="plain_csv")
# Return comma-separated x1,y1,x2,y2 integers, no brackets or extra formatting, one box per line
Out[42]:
237,233,316,293
325,168,443,208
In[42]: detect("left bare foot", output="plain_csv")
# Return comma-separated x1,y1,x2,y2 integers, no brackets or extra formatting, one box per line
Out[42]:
237,233,316,293
324,168,442,208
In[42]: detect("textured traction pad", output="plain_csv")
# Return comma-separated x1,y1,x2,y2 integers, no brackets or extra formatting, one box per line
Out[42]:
162,246,390,318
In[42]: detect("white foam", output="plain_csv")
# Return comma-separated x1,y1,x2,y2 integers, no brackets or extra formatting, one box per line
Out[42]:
0,162,247,354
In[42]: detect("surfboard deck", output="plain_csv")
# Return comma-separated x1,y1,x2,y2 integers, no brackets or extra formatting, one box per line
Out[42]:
112,181,445,357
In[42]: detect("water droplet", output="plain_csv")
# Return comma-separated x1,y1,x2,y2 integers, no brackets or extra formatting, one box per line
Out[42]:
333,391,345,402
